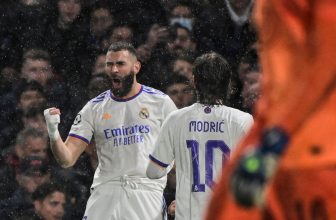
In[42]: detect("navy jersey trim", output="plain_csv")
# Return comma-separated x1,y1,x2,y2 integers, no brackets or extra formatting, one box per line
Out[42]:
110,85,143,102
149,154,169,168
69,133,90,144
142,86,166,95
90,90,110,103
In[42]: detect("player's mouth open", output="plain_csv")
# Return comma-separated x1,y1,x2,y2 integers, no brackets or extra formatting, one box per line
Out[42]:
112,78,122,88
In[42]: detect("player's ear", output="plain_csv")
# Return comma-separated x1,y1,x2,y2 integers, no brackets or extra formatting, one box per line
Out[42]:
134,60,141,74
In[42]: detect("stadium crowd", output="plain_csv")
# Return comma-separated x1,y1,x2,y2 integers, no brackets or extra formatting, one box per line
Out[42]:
0,0,260,219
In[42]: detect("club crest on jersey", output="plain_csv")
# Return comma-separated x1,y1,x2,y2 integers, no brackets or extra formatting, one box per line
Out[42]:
139,108,149,119
73,114,81,125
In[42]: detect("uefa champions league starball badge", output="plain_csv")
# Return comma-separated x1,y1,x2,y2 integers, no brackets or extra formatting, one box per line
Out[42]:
139,108,149,119
204,106,211,114
73,114,82,125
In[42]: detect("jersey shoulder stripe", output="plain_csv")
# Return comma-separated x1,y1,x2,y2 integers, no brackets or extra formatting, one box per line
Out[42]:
142,86,166,96
90,90,110,103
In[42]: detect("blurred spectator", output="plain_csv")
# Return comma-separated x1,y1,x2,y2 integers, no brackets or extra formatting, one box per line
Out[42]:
42,0,91,87
22,107,48,132
136,23,170,63
20,49,68,109
87,73,112,100
0,156,52,219
164,73,195,109
21,49,54,87
107,0,167,45
168,1,197,32
0,81,47,149
169,52,195,81
0,2,22,69
16,0,54,52
137,23,197,90
91,53,106,75
0,127,49,199
26,182,67,220
101,23,135,51
194,0,257,68
241,65,261,114
0,67,19,96
88,4,114,54
239,48,261,113
167,23,197,56
136,23,174,90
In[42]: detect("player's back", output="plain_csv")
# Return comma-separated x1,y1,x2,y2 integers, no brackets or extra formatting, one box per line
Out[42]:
170,103,253,220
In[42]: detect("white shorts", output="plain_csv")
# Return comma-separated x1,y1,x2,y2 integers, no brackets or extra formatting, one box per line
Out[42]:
82,176,167,220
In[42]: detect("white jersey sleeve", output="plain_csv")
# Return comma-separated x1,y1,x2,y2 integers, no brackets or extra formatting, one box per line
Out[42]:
231,113,254,149
68,102,94,144
162,96,178,119
149,113,175,167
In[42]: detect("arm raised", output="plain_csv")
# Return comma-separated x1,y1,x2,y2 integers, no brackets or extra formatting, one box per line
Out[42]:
44,108,87,168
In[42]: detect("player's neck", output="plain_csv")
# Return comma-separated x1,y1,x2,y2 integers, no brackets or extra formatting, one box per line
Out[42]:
119,82,142,99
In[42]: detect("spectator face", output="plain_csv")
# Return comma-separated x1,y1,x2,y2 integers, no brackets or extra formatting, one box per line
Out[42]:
16,172,51,194
21,59,53,86
168,27,195,53
23,114,47,131
228,0,252,13
241,71,261,110
93,54,106,75
34,191,66,220
17,136,48,159
105,50,140,98
18,90,46,113
170,5,194,31
88,76,111,99
57,0,81,25
110,26,134,44
90,8,113,37
166,83,194,109
0,67,19,89
172,59,193,81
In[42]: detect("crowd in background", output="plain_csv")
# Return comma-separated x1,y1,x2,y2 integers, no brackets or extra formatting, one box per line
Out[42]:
0,0,261,219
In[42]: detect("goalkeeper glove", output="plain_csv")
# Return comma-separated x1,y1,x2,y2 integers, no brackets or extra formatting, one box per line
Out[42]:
230,127,289,207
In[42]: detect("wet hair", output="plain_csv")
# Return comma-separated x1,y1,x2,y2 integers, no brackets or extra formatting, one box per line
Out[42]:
192,52,231,105
32,182,66,201
108,42,137,59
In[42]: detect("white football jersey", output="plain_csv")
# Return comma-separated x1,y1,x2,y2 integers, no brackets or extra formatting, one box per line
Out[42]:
150,103,253,220
69,85,177,189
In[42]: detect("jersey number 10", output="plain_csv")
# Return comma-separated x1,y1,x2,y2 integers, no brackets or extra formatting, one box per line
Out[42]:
186,140,230,192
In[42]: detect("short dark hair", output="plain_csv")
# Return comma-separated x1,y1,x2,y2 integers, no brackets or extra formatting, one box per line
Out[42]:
22,48,51,64
32,182,66,201
108,42,137,59
16,80,46,102
164,72,191,92
192,52,231,105
16,127,48,147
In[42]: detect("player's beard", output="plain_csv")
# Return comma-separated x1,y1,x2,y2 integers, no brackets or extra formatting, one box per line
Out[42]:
110,71,135,98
